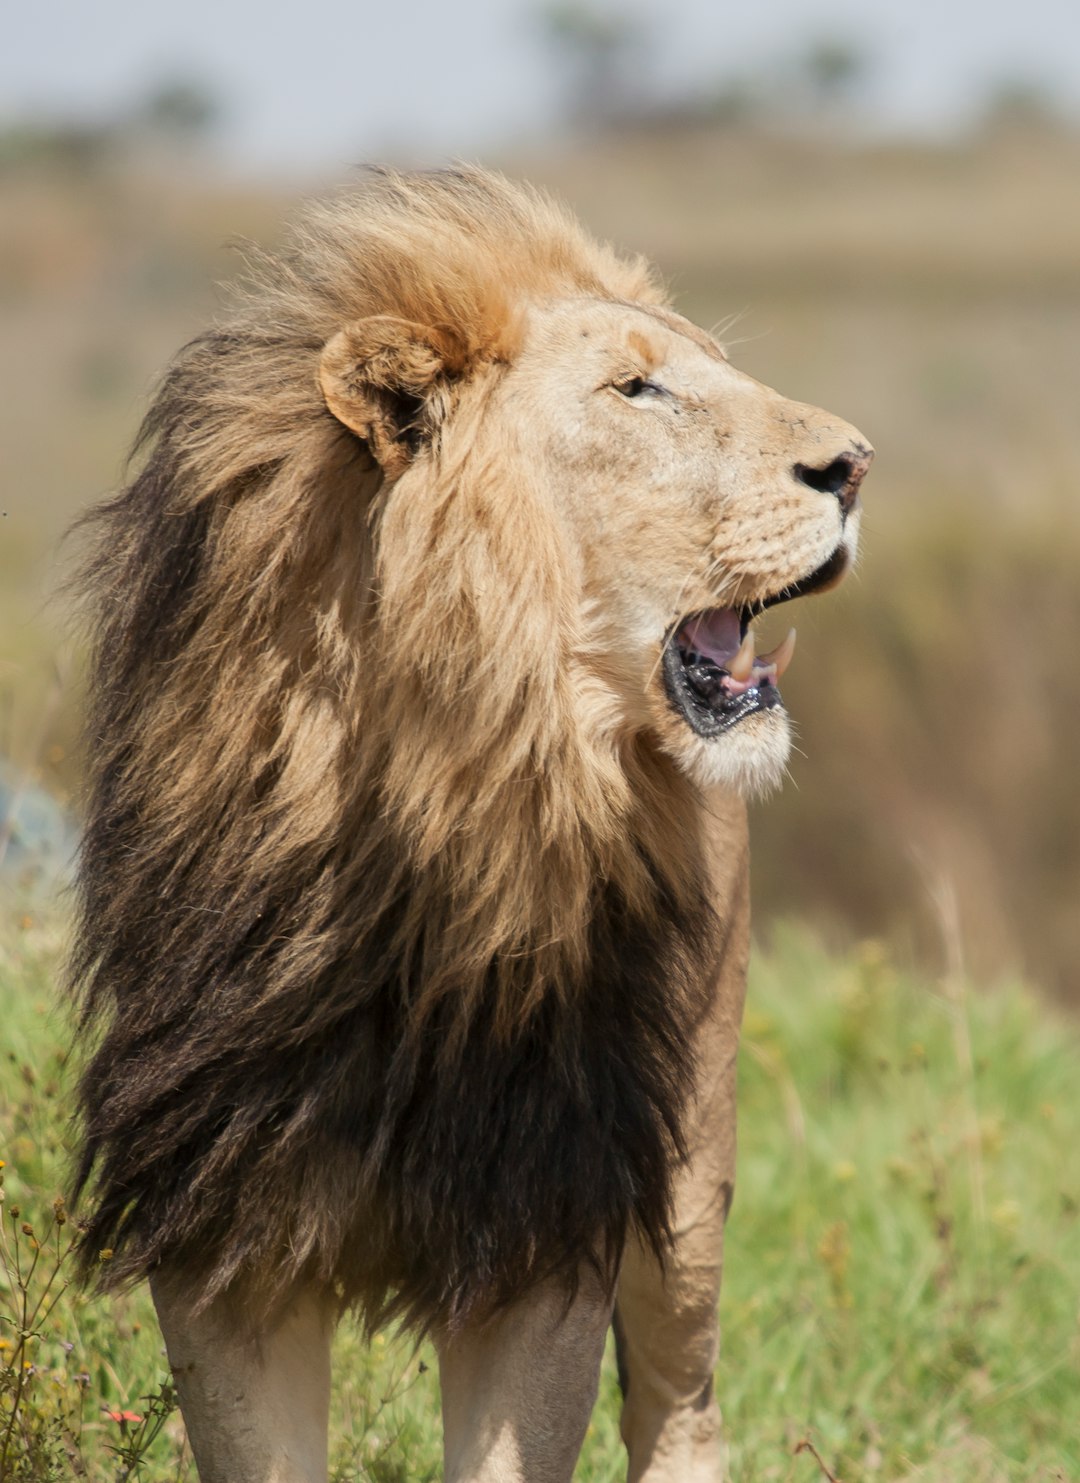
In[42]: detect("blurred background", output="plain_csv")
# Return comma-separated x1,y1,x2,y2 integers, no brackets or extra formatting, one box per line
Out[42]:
3,0,1079,1002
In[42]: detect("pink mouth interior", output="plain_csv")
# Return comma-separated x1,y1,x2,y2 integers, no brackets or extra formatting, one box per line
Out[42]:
677,608,776,698
681,609,742,667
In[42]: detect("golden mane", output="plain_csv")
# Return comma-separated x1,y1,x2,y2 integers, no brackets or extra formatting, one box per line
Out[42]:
70,169,713,1329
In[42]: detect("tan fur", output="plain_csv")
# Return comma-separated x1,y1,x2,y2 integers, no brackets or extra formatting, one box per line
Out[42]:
71,167,871,1479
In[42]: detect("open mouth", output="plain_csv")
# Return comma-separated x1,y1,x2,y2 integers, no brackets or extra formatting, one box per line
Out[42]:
662,547,848,738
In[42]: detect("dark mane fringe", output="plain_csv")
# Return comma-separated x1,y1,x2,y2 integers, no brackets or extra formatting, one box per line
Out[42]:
69,168,718,1330
73,837,716,1329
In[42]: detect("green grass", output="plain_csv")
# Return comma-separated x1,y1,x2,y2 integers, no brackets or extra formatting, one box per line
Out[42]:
719,931,1079,1481
1,902,1077,1480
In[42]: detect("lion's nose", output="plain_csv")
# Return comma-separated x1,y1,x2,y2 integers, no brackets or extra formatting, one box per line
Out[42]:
793,443,873,516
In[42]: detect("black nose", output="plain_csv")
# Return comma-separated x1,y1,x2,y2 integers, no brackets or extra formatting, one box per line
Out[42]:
794,444,874,516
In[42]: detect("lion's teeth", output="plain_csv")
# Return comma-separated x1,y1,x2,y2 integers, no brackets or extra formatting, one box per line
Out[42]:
728,629,756,682
758,628,796,678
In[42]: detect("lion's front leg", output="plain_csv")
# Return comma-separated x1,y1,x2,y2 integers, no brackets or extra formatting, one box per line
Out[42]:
614,1195,730,1483
615,883,747,1482
151,1270,336,1483
436,1270,613,1483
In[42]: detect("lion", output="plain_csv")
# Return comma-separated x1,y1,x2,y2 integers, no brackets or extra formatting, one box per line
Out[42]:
69,167,871,1482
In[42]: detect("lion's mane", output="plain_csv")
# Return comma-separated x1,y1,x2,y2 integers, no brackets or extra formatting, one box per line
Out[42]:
70,169,719,1331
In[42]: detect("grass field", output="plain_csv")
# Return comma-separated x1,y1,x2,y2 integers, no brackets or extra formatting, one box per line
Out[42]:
2,900,1077,1481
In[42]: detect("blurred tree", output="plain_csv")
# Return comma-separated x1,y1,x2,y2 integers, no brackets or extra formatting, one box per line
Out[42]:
538,1,650,128
800,37,868,108
135,77,222,143
980,75,1066,133
703,77,760,129
0,122,115,176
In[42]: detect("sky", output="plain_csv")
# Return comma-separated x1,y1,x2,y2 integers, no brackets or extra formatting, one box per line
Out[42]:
5,0,1080,175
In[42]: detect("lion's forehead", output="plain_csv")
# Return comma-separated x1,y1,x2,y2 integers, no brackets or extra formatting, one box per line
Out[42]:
525,296,728,373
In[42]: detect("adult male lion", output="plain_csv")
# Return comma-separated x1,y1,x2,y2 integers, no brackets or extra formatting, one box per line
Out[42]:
71,168,871,1482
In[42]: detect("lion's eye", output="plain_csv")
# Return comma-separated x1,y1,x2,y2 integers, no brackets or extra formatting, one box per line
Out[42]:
612,375,664,400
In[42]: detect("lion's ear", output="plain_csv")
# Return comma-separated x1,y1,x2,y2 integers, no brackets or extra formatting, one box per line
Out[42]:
319,316,469,479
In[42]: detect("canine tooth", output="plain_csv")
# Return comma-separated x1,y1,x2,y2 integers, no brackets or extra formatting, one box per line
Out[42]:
758,628,797,678
728,629,755,682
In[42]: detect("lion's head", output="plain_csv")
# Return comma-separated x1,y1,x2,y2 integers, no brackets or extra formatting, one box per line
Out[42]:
72,168,871,1323
316,176,871,805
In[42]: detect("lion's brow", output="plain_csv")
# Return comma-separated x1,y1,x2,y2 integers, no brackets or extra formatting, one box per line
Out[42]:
612,300,729,363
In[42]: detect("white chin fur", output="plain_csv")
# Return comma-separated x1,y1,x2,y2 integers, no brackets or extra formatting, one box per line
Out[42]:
676,709,792,799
